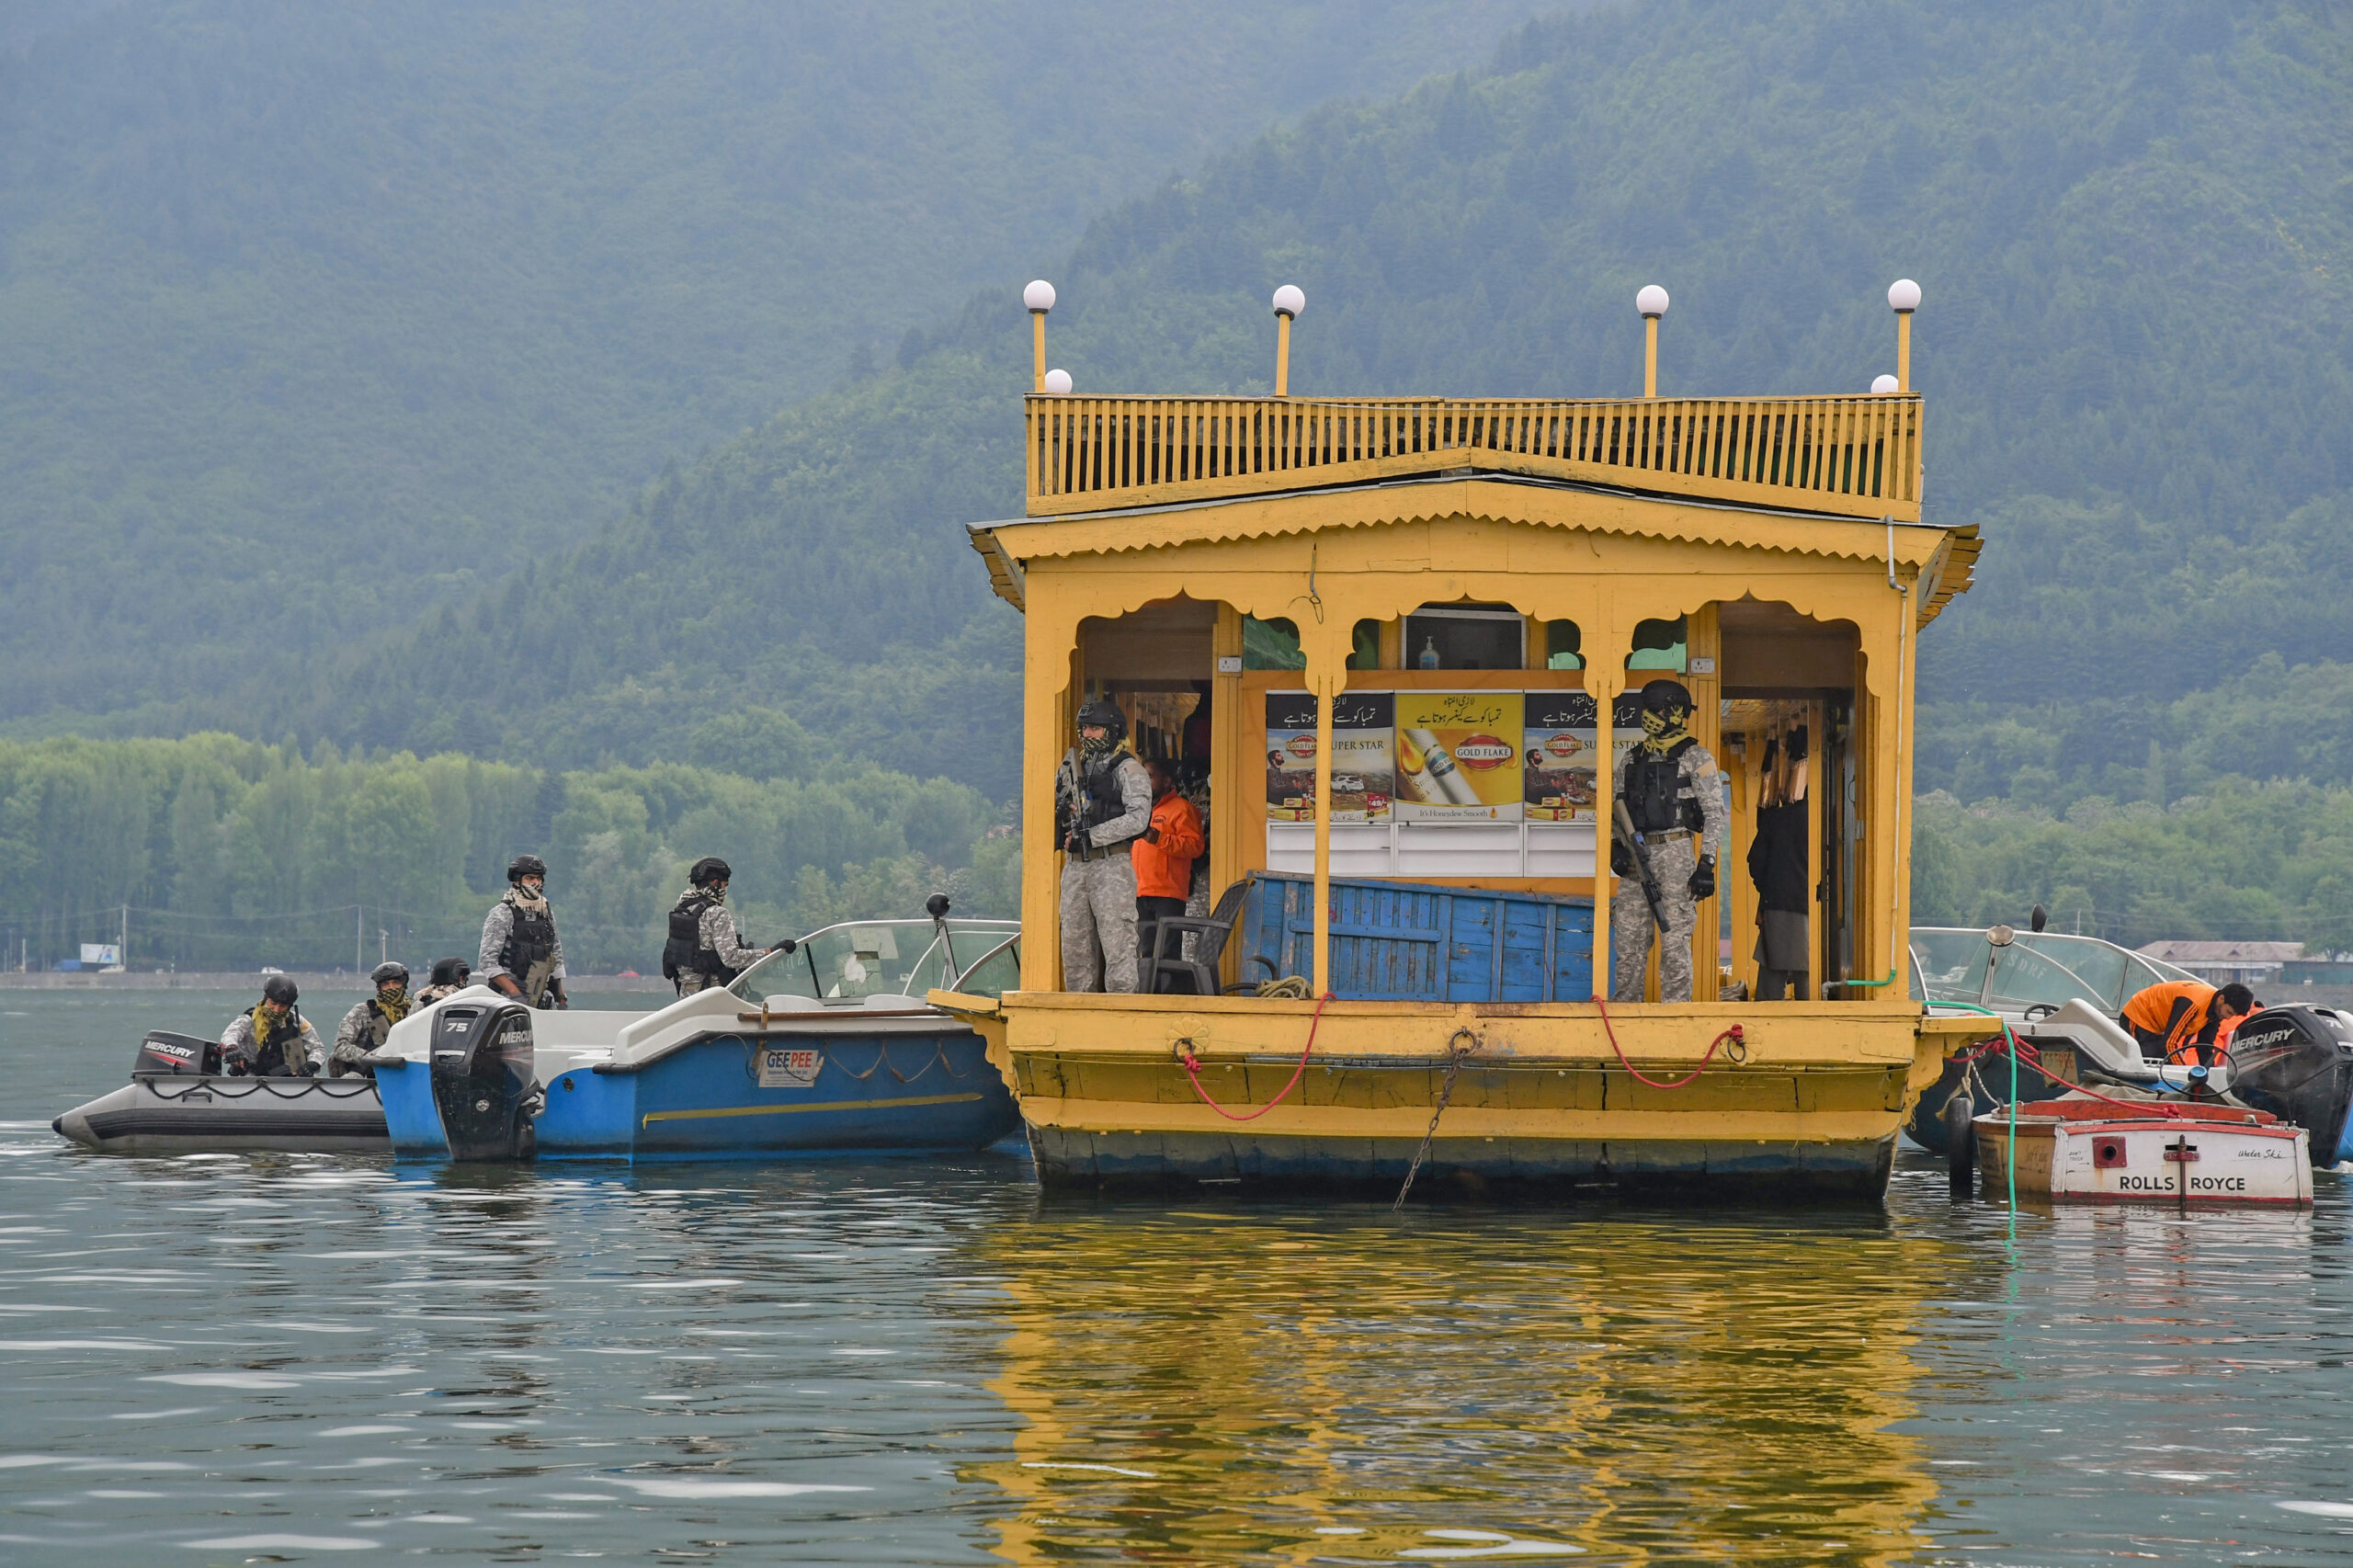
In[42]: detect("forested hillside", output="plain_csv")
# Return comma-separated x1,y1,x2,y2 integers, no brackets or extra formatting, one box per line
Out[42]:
0,0,1541,729
17,0,2353,958
0,734,1013,973
319,0,2353,814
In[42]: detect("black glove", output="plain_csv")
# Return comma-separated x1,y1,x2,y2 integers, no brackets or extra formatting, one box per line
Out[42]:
550,981,570,1011
1609,839,1632,877
1688,855,1716,899
770,937,797,955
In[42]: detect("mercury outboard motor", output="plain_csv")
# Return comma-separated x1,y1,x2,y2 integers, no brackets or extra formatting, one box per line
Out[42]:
2218,1005,2353,1168
133,1030,219,1077
426,1002,539,1161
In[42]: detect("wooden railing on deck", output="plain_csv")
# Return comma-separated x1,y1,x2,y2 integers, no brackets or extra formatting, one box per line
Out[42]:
1024,393,1921,522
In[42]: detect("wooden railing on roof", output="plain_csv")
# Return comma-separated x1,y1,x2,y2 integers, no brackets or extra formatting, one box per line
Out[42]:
1024,393,1921,522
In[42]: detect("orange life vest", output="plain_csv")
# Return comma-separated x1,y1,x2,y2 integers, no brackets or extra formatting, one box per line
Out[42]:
2121,979,2229,1063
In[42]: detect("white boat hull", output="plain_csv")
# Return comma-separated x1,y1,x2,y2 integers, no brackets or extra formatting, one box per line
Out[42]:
1977,1110,2311,1207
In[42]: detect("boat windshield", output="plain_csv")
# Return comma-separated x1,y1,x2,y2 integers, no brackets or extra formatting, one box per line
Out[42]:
1909,928,1993,1005
729,918,1020,1006
1985,939,2113,1015
2011,933,2130,1010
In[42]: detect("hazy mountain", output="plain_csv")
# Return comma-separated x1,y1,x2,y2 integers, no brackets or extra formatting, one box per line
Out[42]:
303,0,2353,811
0,0,1545,722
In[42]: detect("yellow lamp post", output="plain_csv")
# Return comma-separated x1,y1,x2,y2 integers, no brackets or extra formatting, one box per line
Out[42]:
1637,284,1669,397
1024,278,1055,392
1271,284,1304,396
1889,278,1921,392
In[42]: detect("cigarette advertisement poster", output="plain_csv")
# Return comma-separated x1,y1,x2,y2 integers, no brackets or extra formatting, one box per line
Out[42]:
1264,692,1397,823
1331,691,1394,824
1524,692,1598,821
1610,689,1647,778
1394,691,1523,822
1265,692,1317,821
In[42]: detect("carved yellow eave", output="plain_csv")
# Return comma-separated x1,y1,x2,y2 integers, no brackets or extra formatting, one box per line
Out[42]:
968,472,1978,626
1918,523,1981,628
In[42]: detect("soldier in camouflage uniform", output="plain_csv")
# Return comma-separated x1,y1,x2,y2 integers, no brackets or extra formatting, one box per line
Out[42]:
415,956,472,1006
1609,679,1729,1003
1056,699,1153,992
329,961,413,1078
663,857,788,994
481,854,568,1008
220,975,324,1076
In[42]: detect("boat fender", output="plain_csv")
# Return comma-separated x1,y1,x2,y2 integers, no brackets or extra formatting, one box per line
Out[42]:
1945,1089,1976,1195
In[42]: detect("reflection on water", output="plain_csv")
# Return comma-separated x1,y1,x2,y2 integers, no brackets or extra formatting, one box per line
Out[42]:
4,993,2353,1564
977,1209,1957,1565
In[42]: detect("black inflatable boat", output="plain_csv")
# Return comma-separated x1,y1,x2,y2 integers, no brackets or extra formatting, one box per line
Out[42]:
51,1030,389,1154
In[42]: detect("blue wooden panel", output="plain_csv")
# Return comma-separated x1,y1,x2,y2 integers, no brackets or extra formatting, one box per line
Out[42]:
1500,902,1551,1002
1240,871,1596,1004
1447,896,1498,999
1552,902,1596,1001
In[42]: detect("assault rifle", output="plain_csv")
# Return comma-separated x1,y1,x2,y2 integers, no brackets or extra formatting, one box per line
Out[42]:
1611,798,1671,932
1053,753,1082,852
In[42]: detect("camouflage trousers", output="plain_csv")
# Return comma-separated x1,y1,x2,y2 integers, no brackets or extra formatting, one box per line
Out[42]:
1061,850,1140,993
1610,833,1699,1002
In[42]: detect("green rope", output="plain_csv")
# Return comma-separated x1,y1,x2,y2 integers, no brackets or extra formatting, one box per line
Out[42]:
1933,1002,2019,1240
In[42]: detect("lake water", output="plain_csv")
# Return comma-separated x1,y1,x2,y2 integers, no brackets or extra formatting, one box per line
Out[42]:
4,990,2352,1565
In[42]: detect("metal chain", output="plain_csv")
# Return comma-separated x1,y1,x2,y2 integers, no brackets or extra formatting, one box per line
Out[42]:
1393,1028,1480,1210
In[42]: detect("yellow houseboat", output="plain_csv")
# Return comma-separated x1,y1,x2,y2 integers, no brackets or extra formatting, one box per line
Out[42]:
937,281,1988,1199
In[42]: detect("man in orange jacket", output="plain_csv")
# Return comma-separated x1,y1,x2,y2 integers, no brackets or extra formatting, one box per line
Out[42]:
2121,978,2256,1065
1133,756,1206,991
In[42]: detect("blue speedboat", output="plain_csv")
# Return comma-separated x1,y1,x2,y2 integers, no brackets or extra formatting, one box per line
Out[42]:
371,908,1021,1163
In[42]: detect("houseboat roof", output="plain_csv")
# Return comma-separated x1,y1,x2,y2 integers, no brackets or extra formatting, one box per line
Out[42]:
972,426,1980,626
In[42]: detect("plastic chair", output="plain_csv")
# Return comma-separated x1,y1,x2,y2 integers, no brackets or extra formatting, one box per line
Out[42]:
1138,880,1273,994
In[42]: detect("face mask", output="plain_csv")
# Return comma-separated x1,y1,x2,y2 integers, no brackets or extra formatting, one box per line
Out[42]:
1080,729,1116,756
1639,703,1690,751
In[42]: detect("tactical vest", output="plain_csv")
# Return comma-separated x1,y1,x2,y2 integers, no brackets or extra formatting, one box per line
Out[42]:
1622,737,1703,835
662,892,732,983
360,998,405,1049
251,1008,306,1075
1081,756,1141,842
502,901,556,972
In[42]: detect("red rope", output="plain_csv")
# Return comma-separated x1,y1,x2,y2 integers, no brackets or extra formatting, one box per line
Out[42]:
1592,995,1745,1090
1951,1025,2200,1119
1177,991,1333,1122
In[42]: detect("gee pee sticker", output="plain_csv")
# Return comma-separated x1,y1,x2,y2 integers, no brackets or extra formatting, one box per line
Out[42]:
757,1047,822,1089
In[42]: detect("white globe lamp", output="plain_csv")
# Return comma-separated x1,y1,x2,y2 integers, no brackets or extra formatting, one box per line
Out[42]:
1023,279,1056,312
1042,368,1073,395
1636,284,1669,397
1270,284,1305,395
1872,374,1899,395
1887,278,1921,392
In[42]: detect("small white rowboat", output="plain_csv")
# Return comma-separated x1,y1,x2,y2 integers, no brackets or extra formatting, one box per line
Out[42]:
1975,1094,2311,1208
